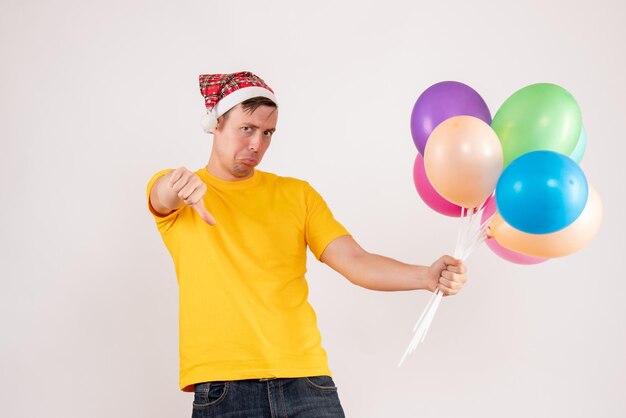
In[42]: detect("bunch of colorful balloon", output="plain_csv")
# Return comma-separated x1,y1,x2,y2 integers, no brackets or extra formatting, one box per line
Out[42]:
399,81,602,366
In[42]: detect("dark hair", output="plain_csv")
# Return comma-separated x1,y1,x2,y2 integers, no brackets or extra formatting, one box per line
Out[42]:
221,96,277,120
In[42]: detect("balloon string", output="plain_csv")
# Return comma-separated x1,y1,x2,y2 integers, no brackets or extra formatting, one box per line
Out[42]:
419,290,443,343
479,213,495,232
412,288,439,332
462,206,482,256
463,208,473,253
399,203,493,366
462,236,487,260
459,208,472,257
400,207,466,367
454,207,465,258
462,208,491,257
398,289,443,367
461,200,493,260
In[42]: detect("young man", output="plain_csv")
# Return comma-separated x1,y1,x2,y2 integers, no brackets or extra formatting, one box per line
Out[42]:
147,71,468,417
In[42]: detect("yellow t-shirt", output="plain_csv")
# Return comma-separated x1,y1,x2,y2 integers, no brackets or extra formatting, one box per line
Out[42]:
146,167,350,392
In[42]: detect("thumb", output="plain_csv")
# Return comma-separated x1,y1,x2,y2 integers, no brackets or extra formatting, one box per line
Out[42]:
440,255,461,267
191,200,216,226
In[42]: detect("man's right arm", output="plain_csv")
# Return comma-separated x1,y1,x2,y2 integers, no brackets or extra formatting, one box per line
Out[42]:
149,167,216,225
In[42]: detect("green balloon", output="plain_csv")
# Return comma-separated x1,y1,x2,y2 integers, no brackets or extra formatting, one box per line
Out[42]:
492,83,582,167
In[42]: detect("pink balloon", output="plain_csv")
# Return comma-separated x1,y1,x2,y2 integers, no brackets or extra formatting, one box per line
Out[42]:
481,194,497,222
482,195,548,265
485,238,548,265
413,154,462,217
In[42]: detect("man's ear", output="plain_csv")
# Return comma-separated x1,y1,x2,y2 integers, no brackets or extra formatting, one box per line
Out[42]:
215,116,224,132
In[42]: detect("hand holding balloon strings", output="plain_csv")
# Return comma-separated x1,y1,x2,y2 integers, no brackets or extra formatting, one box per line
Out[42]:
398,204,494,367
402,81,505,365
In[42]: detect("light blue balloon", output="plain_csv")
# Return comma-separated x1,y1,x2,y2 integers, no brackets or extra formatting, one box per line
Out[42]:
495,151,588,234
569,125,587,164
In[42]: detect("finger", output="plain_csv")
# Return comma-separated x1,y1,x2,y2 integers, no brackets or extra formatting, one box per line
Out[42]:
182,187,202,205
171,170,194,193
192,201,216,225
439,276,461,290
441,270,467,284
441,255,462,267
181,179,207,204
437,284,457,297
178,181,198,202
446,262,467,274
168,167,186,188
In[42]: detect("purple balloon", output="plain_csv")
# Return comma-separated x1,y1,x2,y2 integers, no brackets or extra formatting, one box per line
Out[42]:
410,81,492,155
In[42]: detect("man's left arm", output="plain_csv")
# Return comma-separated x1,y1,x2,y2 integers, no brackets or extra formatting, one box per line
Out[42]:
320,235,468,296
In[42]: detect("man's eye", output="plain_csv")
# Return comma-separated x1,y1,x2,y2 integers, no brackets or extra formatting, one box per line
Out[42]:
242,127,251,132
263,131,272,136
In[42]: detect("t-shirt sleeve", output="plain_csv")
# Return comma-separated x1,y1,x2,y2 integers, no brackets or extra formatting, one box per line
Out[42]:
146,168,184,233
304,182,350,260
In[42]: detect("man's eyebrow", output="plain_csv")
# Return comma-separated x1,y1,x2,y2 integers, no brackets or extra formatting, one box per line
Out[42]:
244,123,276,133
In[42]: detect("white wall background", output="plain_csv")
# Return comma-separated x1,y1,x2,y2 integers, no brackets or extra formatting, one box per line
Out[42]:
1,0,624,417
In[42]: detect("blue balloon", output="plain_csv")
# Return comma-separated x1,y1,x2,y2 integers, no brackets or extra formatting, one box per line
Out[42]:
495,151,588,234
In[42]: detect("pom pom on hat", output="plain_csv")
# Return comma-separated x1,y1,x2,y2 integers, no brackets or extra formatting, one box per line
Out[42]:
200,112,217,134
199,71,277,134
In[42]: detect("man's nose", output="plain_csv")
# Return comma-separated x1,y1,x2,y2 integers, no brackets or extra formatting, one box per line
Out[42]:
249,132,262,151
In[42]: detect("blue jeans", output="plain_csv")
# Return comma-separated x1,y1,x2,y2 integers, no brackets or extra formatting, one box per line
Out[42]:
191,376,346,418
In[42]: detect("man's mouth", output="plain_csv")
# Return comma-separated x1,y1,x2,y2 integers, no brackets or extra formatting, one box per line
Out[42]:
238,157,259,166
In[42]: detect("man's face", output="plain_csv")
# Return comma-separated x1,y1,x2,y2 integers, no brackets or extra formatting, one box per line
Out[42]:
211,104,278,180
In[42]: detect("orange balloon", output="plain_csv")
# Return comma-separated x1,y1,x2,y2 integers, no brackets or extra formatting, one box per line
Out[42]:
424,115,503,208
489,185,603,258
